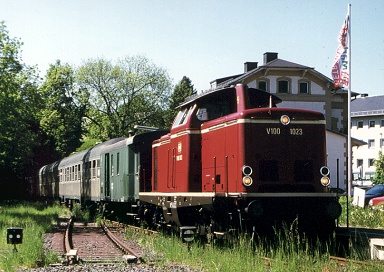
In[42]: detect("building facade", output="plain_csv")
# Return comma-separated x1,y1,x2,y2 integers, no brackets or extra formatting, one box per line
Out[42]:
211,52,362,190
351,95,384,183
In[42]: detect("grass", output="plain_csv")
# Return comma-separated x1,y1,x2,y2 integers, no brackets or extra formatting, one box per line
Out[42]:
128,225,384,272
0,201,69,272
125,197,384,272
2,197,384,271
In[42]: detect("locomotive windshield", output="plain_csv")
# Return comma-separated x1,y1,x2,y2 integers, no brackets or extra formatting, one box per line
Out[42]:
195,89,237,121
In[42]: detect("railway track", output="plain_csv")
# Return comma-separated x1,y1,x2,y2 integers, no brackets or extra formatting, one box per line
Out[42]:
63,217,142,264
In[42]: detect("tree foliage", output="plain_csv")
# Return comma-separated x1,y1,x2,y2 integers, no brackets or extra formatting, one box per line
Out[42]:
373,151,384,184
165,76,196,127
39,61,84,157
0,22,41,173
75,56,172,139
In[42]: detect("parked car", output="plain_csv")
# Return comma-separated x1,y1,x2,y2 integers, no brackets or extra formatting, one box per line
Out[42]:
365,184,384,206
368,196,384,206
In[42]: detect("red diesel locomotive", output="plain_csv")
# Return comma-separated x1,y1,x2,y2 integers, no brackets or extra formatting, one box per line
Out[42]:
139,84,341,237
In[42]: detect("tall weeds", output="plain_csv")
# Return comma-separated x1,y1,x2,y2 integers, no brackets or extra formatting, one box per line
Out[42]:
0,201,68,271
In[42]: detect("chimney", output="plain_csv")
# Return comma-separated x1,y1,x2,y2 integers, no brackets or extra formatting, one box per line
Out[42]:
263,52,278,64
244,62,258,72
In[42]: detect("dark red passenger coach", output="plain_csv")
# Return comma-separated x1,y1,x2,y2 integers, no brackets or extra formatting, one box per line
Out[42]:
140,84,341,236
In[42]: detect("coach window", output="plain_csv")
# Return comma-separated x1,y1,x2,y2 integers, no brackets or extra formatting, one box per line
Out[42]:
78,164,81,180
277,78,291,94
92,160,96,178
71,166,74,181
117,153,120,175
299,81,309,94
97,159,101,177
66,167,69,182
111,154,114,176
74,165,77,181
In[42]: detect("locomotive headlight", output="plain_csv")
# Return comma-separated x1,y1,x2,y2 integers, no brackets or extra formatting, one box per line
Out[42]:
242,165,253,176
242,165,253,186
243,176,253,186
320,166,331,187
320,166,330,176
280,115,290,125
320,176,330,186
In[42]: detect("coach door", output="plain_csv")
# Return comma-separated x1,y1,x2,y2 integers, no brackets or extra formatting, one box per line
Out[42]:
104,153,110,199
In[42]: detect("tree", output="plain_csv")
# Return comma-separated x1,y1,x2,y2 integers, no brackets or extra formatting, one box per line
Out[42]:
75,56,172,139
39,61,84,157
0,22,41,198
0,21,41,172
165,76,196,127
373,151,384,184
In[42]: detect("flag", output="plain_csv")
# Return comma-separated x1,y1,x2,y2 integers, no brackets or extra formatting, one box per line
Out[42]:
332,14,350,88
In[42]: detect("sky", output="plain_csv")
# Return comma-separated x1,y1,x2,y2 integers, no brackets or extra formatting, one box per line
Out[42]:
1,0,383,96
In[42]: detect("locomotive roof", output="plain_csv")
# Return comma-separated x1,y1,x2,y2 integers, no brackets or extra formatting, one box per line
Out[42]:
177,85,282,108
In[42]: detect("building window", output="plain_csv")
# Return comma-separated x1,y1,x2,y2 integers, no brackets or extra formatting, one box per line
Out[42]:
357,120,363,128
366,172,375,180
381,119,384,127
277,79,290,93
369,159,375,167
368,139,375,148
299,82,309,94
258,80,267,91
369,120,375,128
356,159,363,167
381,138,384,148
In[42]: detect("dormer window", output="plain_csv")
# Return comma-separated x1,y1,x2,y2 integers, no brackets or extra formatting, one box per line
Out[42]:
277,78,290,93
299,81,309,94
258,79,269,92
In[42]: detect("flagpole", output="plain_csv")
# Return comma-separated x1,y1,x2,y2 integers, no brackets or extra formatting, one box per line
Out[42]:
347,3,352,198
